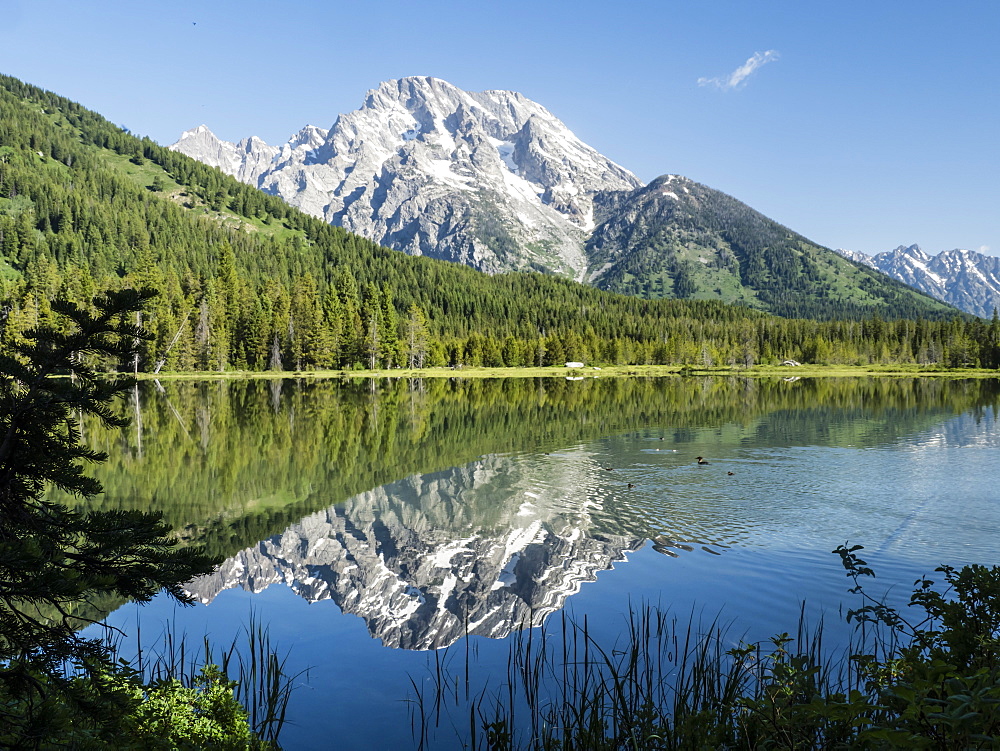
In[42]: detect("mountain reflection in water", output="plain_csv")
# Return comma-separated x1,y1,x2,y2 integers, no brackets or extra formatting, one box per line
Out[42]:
68,376,1000,641
173,376,1000,651
72,376,1000,750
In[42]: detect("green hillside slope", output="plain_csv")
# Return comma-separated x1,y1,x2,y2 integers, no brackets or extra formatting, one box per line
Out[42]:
0,73,996,370
587,175,955,319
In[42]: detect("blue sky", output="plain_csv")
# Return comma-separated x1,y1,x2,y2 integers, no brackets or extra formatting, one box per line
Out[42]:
2,0,997,256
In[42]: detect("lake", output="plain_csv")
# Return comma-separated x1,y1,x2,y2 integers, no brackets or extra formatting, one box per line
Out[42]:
78,376,1000,749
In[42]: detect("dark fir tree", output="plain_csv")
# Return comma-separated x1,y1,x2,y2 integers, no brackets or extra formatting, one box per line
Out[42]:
0,288,217,741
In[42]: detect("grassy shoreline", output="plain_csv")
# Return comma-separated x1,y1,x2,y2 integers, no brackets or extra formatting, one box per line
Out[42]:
136,364,1000,381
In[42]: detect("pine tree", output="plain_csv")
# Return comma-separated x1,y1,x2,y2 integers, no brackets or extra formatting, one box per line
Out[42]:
0,288,216,735
404,304,430,369
361,284,382,370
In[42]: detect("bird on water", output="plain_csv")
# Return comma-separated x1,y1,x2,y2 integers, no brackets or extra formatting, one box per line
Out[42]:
695,456,710,465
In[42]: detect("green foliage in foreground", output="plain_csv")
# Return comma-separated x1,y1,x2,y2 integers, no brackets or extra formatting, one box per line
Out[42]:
0,290,279,747
0,663,272,750
414,548,1000,749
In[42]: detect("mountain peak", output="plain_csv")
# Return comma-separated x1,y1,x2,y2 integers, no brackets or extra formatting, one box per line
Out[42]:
175,124,218,142
173,77,641,277
167,78,955,319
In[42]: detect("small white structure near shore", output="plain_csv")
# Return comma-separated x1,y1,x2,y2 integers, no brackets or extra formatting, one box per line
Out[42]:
565,361,585,368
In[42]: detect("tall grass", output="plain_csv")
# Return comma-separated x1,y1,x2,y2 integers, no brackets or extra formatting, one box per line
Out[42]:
410,604,875,750
121,611,301,747
410,553,1000,749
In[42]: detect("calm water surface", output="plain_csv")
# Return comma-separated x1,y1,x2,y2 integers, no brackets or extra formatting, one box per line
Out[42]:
80,377,1000,749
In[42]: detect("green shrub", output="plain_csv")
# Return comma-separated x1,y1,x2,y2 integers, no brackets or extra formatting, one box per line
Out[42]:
0,663,273,750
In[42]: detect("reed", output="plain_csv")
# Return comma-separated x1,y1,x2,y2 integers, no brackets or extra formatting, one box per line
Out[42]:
410,603,887,750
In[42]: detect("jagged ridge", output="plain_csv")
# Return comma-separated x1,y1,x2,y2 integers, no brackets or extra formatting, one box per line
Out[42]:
836,245,1000,318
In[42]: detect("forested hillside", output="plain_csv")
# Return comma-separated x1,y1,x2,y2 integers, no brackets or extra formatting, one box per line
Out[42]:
1,74,998,370
587,176,956,319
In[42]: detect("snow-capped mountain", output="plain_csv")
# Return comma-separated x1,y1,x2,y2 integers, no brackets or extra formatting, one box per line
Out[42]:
172,125,282,186
171,76,640,277
837,245,1000,317
184,453,644,650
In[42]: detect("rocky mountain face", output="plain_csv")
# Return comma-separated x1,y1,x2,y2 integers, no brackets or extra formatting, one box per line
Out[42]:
171,125,282,186
171,77,640,277
185,454,644,650
836,245,1000,317
835,248,875,267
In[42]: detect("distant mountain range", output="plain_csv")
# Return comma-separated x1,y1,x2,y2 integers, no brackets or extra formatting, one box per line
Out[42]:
172,76,953,319
837,245,1000,318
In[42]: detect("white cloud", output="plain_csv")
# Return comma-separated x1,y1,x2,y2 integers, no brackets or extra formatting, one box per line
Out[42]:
979,245,990,254
698,50,780,90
